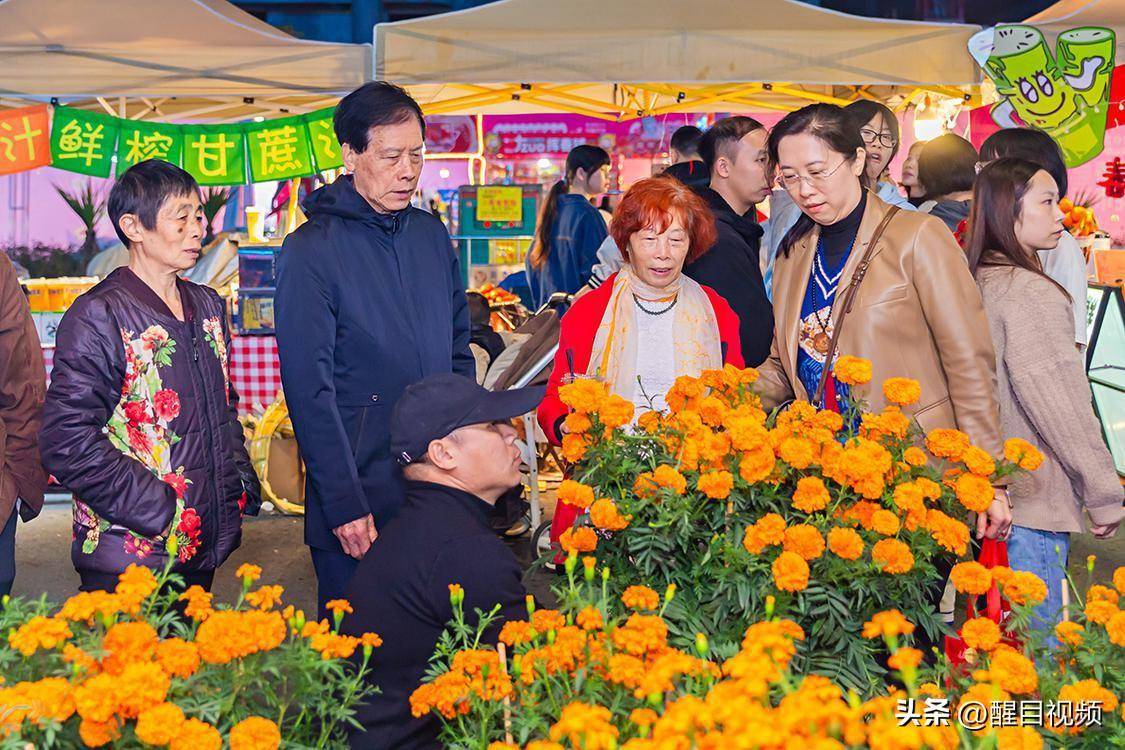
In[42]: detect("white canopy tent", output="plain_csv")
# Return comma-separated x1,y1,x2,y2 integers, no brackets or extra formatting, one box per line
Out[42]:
375,0,983,118
0,0,370,121
1027,0,1125,55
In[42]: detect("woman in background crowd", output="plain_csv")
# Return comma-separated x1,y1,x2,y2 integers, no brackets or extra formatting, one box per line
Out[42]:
899,139,928,207
843,100,915,210
917,134,978,232
967,158,1122,636
979,128,1089,349
525,145,612,308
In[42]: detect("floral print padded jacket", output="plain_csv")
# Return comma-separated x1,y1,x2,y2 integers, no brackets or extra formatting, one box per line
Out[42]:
41,268,261,576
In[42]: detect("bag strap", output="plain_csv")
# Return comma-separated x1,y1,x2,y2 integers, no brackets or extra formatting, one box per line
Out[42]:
813,205,901,407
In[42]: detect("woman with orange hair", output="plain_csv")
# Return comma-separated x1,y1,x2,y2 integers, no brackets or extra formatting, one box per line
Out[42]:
538,176,744,549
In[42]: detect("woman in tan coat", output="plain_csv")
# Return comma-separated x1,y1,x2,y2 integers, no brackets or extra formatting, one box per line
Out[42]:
758,103,1012,541
967,158,1123,636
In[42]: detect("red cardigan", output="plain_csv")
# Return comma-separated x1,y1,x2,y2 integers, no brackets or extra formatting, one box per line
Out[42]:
537,274,744,444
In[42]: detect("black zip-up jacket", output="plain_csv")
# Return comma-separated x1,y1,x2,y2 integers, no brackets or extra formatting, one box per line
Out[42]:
342,481,526,750
41,268,260,576
275,176,474,551
684,187,775,367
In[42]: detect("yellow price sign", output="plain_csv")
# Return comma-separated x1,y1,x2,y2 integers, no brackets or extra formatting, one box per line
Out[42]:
477,186,523,223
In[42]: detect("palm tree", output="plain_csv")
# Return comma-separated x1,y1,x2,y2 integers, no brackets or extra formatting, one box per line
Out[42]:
54,180,108,271
201,187,234,245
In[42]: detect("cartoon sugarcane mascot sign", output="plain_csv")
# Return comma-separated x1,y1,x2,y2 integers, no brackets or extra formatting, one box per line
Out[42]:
970,25,1116,167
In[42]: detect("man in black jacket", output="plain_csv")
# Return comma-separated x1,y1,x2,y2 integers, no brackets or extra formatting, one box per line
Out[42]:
343,373,537,750
276,83,475,618
685,117,775,367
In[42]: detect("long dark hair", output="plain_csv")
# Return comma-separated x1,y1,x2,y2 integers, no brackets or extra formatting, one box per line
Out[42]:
766,104,867,258
918,133,977,199
529,145,611,269
979,127,1069,199
965,157,1070,302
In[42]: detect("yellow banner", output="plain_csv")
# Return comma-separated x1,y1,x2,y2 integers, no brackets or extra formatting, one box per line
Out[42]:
476,186,522,223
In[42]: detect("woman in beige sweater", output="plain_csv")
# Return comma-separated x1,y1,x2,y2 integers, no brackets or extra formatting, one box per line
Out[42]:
966,158,1123,638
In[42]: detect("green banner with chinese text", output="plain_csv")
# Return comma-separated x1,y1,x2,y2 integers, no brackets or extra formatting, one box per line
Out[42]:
116,121,184,175
50,108,120,178
246,115,315,181
305,107,343,172
182,124,246,186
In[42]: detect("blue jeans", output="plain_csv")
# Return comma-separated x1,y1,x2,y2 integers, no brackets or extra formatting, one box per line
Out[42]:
1006,526,1070,648
0,511,16,598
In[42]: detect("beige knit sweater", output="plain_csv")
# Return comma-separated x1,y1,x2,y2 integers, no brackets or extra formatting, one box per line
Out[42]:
976,265,1123,533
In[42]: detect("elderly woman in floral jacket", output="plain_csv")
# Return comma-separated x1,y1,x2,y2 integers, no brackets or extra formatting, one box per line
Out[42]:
41,161,260,592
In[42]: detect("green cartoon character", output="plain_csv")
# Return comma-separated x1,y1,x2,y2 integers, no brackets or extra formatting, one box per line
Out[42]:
970,25,1115,167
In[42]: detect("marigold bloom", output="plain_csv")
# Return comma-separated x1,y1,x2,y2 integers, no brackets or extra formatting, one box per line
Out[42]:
888,647,923,672
245,585,285,611
360,632,383,649
78,717,119,747
923,509,969,555
1113,566,1125,596
697,470,734,500
862,610,915,640
588,498,630,531
1087,584,1119,605
782,524,825,561
871,539,914,574
115,661,171,718
834,356,872,386
961,446,996,477
622,585,661,611
738,443,776,483
954,472,995,513
135,702,185,746
1051,680,1119,735
562,411,591,434
325,599,353,616
995,726,1044,749
57,590,122,623
101,621,159,674
498,620,536,647
170,718,222,750
903,446,928,467
985,645,1038,694
742,513,786,555
1105,611,1125,646
229,716,282,750
1001,572,1048,607
235,563,262,582
196,610,286,664
561,433,590,462
74,673,119,723
883,377,921,406
772,551,810,592
598,394,635,429
114,564,158,614
870,509,901,536
530,609,566,633
1054,621,1085,647
778,437,815,469
155,637,200,678
559,525,598,553
549,702,619,750
961,617,1002,652
925,428,971,461
791,476,830,513
827,527,864,560
559,378,608,413
178,585,213,621
8,616,71,657
557,479,596,510
950,561,992,595
576,607,604,631
630,708,659,728
611,613,669,656
1003,438,1044,471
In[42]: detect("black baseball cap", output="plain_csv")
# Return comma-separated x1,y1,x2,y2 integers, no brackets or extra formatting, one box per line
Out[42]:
391,373,546,466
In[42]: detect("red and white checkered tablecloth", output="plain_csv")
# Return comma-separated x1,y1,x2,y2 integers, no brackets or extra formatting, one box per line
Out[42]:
42,335,282,417
229,335,282,415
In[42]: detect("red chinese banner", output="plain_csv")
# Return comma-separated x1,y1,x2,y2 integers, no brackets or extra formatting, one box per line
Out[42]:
0,105,51,176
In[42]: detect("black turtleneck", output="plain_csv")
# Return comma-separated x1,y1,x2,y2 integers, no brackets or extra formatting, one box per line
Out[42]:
818,194,866,265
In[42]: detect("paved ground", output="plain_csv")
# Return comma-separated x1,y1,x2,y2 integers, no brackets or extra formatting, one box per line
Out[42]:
11,502,1123,614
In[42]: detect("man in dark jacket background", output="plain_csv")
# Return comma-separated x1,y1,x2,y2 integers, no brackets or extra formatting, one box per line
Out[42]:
662,124,709,189
276,83,474,617
343,373,534,750
685,117,775,367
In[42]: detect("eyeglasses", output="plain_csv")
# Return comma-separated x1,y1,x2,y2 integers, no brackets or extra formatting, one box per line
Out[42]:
860,128,897,149
775,158,850,191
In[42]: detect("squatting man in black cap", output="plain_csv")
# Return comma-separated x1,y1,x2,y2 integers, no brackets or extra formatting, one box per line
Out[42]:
342,373,541,750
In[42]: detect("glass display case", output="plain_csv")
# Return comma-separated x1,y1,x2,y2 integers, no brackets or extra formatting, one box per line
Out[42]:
1085,284,1125,476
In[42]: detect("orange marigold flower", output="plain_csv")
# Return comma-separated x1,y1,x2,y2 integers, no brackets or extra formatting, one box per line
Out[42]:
792,476,830,513
1003,438,1044,471
1001,572,1048,607
778,437,815,469
1053,680,1119,734
57,590,122,623
995,726,1044,748
229,716,282,750
559,378,608,413
74,673,119,723
738,444,776,484
169,718,222,750
62,644,97,674
325,599,353,616
561,433,590,463
556,479,596,510
576,607,604,631
7,616,71,657
559,526,597,554
101,621,159,674
196,610,287,664
961,617,1002,652
924,509,970,555
985,646,1038,695
114,564,159,614
862,610,915,640
1107,611,1125,646
1113,566,1125,596
842,500,881,530
611,613,669,657
78,718,120,748
1055,621,1085,648
498,620,536,646
135,702,185,746
697,470,734,500
1087,584,1119,605
597,394,635,429
872,538,914,574
742,513,786,554
155,637,200,679
622,585,661,611
652,465,687,494
961,446,996,477
782,524,825,561
883,377,921,406
833,356,872,386
360,632,383,649
955,472,995,513
870,509,901,536
950,561,993,595
888,647,923,672
903,446,928,467
245,585,285,611
530,609,566,633
1085,599,1118,625
178,585,213,621
235,563,262,582
588,498,630,532
549,701,618,750
698,395,729,426
562,411,591,434
925,428,971,461
827,527,864,560
629,708,659,728
772,551,810,592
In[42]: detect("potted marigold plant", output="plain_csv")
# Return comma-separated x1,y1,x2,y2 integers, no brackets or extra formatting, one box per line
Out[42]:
0,560,380,748
548,361,1039,693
